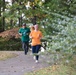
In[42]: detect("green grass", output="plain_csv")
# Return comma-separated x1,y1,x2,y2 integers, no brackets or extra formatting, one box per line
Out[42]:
24,64,76,75
24,51,76,75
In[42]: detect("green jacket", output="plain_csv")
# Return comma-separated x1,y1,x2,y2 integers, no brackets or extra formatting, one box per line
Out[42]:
19,27,30,42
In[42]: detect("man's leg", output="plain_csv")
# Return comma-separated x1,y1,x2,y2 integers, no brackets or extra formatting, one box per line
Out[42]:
22,42,27,55
25,42,29,53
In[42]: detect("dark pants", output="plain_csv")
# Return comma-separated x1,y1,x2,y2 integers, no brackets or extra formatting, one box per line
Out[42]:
22,41,29,55
32,45,41,60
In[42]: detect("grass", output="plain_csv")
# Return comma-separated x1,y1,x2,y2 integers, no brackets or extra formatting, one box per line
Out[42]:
24,64,76,75
24,51,76,75
0,51,18,60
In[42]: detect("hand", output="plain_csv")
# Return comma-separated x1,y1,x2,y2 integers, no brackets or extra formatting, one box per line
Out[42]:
26,33,29,35
37,34,42,39
19,33,22,36
30,36,33,39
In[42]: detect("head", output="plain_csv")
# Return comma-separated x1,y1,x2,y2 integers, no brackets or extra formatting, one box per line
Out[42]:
34,24,39,30
31,26,35,31
22,23,26,28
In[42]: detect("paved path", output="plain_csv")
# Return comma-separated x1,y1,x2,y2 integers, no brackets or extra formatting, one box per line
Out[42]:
0,51,50,75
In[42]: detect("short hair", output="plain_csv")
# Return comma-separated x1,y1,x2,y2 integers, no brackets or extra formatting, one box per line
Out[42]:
22,23,26,26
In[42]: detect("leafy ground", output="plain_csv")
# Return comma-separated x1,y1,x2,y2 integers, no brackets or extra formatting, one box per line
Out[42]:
24,64,76,75
0,51,18,60
0,28,19,39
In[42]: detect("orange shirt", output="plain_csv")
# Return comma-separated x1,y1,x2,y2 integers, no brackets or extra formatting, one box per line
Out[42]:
30,30,43,46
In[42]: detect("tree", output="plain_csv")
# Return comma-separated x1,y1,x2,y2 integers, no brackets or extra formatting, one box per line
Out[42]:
2,0,5,31
1,0,76,31
0,0,2,32
0,0,5,32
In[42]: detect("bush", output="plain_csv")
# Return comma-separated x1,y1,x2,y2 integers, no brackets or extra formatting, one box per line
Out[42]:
0,38,22,51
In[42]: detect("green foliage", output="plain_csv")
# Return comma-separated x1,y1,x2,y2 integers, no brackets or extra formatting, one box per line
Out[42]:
39,5,76,54
0,0,76,29
39,3,76,69
0,38,22,51
48,16,76,54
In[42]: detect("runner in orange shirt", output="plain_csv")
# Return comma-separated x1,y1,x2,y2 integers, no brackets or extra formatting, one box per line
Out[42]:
30,24,43,63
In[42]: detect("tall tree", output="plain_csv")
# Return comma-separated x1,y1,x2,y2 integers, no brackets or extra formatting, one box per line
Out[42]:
0,0,2,32
2,0,5,31
2,0,76,29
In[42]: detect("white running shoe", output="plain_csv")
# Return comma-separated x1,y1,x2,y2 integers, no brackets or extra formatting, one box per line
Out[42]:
33,56,36,60
35,60,39,63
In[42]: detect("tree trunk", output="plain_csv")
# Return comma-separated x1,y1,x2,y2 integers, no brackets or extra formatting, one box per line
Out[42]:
32,16,37,25
0,1,2,32
10,19,13,29
2,0,5,31
18,2,22,27
19,17,21,27
0,3,1,17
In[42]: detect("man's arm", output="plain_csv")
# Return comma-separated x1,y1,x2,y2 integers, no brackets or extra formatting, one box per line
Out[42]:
18,28,22,36
19,33,22,36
